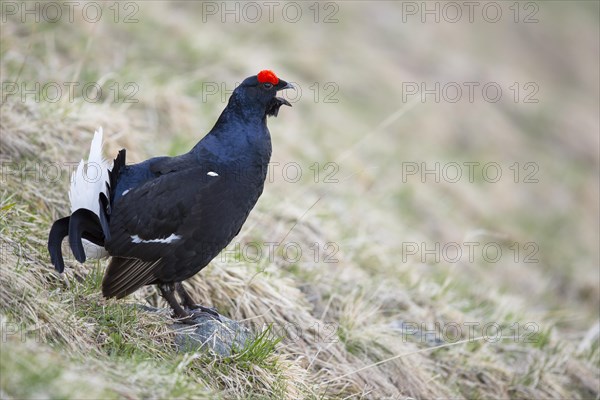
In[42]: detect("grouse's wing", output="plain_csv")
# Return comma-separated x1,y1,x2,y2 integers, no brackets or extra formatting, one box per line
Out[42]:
102,257,164,299
102,166,222,299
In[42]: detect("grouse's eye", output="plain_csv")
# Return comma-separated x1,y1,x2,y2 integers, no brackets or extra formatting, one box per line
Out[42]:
263,82,273,90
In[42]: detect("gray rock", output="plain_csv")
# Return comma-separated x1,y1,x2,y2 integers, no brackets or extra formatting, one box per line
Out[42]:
135,304,255,356
172,313,255,356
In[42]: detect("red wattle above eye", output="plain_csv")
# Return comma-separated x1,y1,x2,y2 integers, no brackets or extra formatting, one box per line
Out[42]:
257,70,279,85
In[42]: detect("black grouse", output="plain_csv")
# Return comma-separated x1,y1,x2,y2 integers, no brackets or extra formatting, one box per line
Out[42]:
48,70,293,320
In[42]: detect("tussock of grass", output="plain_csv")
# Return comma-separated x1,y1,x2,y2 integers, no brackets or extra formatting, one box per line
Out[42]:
2,2,599,399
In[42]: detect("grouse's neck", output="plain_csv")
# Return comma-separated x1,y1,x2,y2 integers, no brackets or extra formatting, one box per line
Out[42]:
191,94,272,168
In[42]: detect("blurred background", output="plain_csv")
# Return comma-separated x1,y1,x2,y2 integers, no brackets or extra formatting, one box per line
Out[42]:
1,1,598,398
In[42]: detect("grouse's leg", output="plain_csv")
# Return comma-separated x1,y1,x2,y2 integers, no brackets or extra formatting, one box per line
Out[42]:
159,283,193,322
176,282,220,320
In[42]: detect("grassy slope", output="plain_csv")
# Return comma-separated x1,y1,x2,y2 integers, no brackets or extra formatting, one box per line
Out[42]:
1,2,598,399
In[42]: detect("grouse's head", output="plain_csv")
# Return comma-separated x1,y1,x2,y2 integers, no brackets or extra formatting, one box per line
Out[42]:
234,70,294,118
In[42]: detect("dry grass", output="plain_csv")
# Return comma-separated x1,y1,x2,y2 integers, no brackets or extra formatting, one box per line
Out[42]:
1,2,599,399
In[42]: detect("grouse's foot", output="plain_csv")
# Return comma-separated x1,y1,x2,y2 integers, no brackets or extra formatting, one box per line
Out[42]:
188,305,221,321
159,283,194,322
175,313,201,325
175,282,221,321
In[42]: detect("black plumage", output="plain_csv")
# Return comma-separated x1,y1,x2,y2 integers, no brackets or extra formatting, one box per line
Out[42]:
47,71,293,320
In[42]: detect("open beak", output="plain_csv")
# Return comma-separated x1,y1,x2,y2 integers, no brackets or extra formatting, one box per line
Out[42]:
274,80,294,108
267,81,294,117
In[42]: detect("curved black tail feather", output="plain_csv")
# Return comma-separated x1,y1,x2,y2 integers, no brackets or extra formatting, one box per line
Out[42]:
47,148,125,271
48,217,70,273
68,208,105,263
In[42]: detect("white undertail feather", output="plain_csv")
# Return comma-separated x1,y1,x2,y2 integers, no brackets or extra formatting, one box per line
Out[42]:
69,127,111,259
